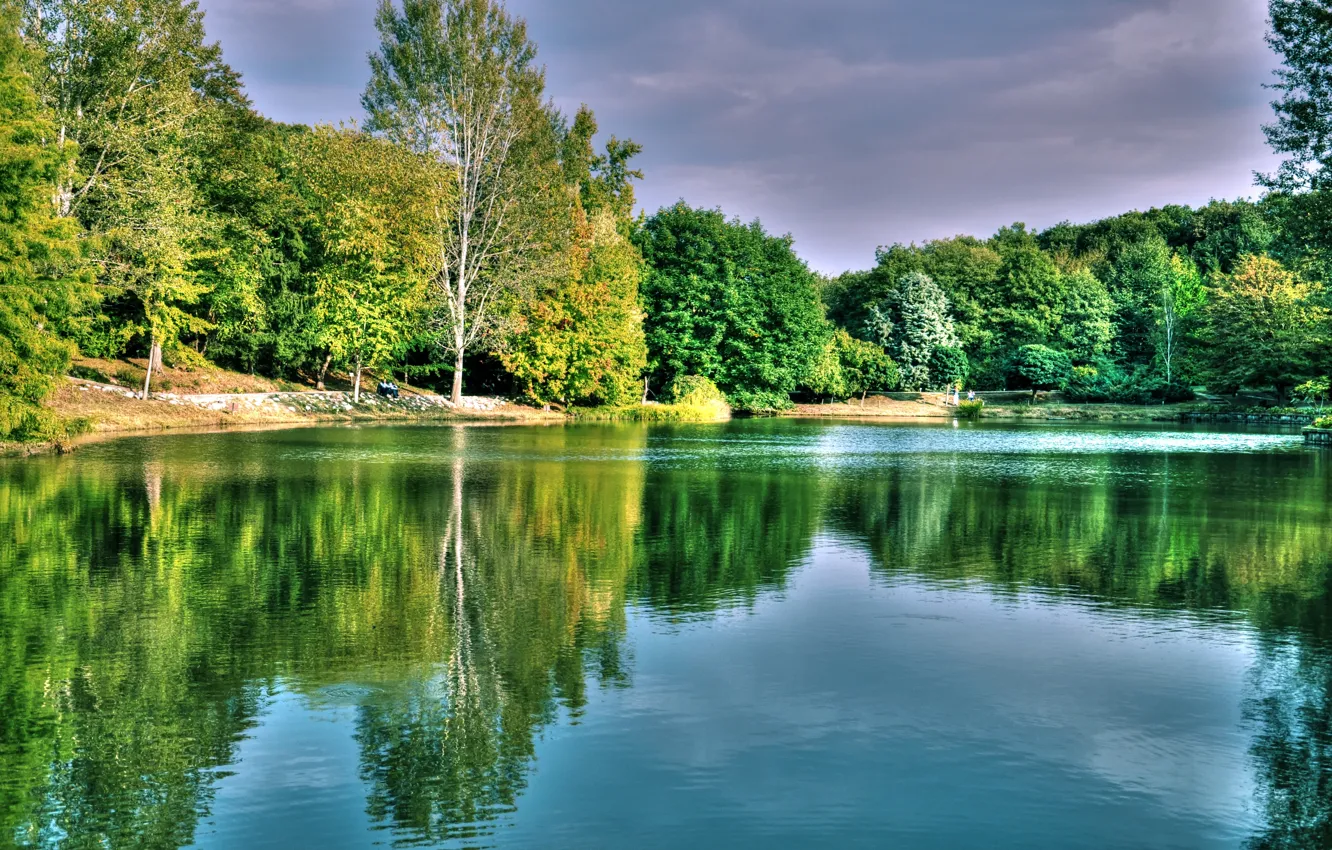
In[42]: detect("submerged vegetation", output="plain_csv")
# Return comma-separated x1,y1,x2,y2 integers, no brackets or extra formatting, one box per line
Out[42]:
1,0,1331,440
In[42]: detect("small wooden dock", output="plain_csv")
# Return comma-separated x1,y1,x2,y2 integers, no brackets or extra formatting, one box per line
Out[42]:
1306,428,1332,446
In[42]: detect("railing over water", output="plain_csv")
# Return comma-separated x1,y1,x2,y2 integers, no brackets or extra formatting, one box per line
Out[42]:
1182,412,1318,426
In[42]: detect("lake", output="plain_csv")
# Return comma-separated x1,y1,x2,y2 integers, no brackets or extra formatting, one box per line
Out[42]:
2,420,1330,849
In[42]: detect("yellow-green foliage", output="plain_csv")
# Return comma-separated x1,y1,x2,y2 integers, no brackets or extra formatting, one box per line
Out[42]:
957,400,985,420
574,375,731,422
504,212,648,406
668,375,726,406
574,403,729,423
0,5,88,442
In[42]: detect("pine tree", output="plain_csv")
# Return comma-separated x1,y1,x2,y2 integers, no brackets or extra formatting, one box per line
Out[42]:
865,272,959,391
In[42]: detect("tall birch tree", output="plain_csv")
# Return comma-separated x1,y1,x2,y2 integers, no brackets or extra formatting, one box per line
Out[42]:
363,0,549,404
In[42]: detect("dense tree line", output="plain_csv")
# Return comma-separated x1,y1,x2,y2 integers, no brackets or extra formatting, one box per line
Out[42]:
824,198,1332,403
3,0,1332,441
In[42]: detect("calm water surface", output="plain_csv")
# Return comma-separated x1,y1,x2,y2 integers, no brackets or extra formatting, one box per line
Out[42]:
3,420,1331,849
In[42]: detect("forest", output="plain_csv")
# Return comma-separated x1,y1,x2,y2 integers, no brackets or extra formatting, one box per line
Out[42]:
2,0,1332,442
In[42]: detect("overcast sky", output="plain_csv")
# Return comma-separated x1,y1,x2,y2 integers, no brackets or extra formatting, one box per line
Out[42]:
197,0,1283,272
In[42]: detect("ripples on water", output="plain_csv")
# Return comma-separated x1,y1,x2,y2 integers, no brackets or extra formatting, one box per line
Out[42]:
1,420,1329,849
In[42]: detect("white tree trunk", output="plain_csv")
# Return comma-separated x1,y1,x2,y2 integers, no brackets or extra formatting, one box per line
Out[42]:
452,349,465,405
141,340,161,400
353,354,362,404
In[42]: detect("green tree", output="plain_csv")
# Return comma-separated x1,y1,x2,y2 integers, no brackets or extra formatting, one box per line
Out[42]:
194,119,319,380
1058,268,1115,361
802,333,848,401
636,202,826,409
929,346,970,389
20,0,242,220
363,0,555,404
1295,376,1330,411
301,128,437,402
1201,254,1329,400
864,271,959,391
1265,190,1332,286
1262,0,1332,191
1106,237,1174,364
824,244,923,334
843,335,900,400
986,226,1065,349
499,104,647,407
501,211,647,406
556,105,643,225
98,121,212,398
1010,344,1073,400
0,0,87,440
1156,253,1205,389
21,0,240,397
920,236,1002,352
801,329,899,402
1184,199,1275,275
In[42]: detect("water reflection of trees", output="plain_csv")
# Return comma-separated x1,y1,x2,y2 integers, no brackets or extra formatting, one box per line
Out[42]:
824,453,1332,619
0,428,650,846
3,432,1332,847
1246,634,1332,850
632,466,823,616
823,453,1332,850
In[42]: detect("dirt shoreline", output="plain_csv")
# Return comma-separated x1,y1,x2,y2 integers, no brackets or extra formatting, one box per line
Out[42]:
4,378,563,457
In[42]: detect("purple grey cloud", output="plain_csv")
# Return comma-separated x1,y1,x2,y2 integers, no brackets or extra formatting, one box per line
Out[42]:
199,0,1282,272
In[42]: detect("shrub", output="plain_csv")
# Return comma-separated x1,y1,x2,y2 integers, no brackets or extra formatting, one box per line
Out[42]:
70,364,110,384
957,400,985,420
1297,378,1330,411
575,403,728,423
725,388,794,414
1065,361,1186,405
669,375,727,407
0,396,87,444
1312,415,1332,429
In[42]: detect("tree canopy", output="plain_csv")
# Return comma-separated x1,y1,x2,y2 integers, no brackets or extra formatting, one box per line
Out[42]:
635,203,826,410
3,0,1332,440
